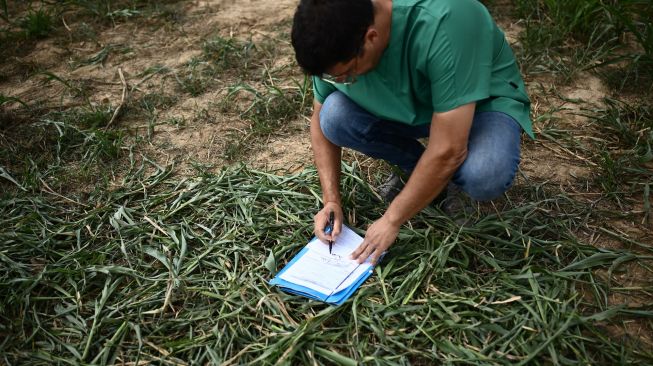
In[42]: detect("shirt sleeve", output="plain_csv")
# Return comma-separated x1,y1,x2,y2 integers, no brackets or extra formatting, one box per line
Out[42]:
312,76,337,104
425,1,494,113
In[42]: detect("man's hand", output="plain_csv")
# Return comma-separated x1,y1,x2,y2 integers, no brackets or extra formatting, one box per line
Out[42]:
314,201,343,244
350,215,399,264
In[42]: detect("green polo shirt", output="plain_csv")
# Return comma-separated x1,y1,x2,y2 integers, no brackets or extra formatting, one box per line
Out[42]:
313,0,533,138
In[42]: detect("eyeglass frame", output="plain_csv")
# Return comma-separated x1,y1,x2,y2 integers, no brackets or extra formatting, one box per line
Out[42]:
320,57,359,85
320,44,364,85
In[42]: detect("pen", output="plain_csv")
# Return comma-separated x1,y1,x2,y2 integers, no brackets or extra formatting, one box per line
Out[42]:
327,210,334,254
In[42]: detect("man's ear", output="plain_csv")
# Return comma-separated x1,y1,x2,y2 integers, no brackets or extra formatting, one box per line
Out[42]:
365,27,379,44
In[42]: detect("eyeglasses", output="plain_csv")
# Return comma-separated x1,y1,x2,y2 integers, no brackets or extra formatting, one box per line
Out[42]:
320,55,359,85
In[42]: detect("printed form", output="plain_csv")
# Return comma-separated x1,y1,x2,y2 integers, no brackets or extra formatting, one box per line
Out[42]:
279,225,373,294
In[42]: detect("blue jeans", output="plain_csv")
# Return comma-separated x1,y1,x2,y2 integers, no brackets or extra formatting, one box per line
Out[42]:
319,91,521,201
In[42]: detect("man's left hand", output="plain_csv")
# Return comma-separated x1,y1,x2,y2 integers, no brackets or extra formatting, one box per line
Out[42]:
350,216,399,264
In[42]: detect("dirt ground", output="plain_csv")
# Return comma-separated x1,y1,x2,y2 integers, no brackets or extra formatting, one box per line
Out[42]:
1,0,623,179
0,0,615,173
1,0,651,348
2,0,311,174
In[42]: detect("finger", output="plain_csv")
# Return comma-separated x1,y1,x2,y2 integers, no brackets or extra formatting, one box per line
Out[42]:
316,211,328,227
358,244,376,264
368,248,381,265
332,221,341,241
350,241,368,260
314,224,329,244
324,212,337,242
319,231,334,244
314,212,330,243
327,213,342,240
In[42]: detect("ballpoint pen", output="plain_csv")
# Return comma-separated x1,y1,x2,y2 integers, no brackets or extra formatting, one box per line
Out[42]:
327,210,334,254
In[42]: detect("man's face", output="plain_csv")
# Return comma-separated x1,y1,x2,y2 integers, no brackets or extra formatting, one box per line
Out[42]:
321,28,384,85
321,56,361,85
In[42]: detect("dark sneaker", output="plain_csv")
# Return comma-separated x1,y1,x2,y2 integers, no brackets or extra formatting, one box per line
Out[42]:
440,184,478,226
378,173,451,207
377,173,405,204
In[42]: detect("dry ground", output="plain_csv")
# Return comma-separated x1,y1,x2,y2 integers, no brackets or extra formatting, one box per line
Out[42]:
0,0,641,179
2,0,313,175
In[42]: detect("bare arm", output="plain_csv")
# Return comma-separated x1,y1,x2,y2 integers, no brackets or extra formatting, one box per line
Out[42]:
385,103,475,225
351,102,476,263
310,100,344,242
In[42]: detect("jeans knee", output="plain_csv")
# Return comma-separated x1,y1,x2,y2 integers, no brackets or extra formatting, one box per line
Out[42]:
319,92,349,145
457,157,519,201
319,91,375,148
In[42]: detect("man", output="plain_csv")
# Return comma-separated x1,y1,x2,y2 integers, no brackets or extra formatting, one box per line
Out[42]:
291,0,533,265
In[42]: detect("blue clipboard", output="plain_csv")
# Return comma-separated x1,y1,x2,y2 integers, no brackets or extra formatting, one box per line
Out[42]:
269,238,376,306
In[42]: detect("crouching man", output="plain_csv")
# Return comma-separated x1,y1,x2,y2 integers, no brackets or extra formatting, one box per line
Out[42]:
290,0,533,264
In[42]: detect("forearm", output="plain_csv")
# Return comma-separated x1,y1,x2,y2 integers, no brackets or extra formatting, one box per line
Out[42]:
383,103,475,226
384,148,466,226
310,108,342,205
350,148,466,264
350,104,475,264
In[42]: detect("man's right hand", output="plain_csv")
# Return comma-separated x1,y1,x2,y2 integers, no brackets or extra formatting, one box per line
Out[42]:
314,202,343,245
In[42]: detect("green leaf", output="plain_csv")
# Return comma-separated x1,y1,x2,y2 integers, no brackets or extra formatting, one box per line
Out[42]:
0,0,8,22
560,252,622,271
0,166,27,191
314,347,358,366
0,94,28,108
264,249,276,274
144,246,171,272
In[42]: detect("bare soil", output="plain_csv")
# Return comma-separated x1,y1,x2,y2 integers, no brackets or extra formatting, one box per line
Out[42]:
1,0,312,175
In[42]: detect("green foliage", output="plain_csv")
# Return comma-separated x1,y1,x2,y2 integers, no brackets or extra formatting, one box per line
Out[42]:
0,1,652,363
106,8,141,19
76,106,114,128
219,76,312,162
0,0,8,22
65,0,184,25
20,8,53,39
591,99,653,204
68,0,141,19
39,112,121,163
88,128,123,160
0,102,122,195
202,36,257,73
0,164,652,364
68,0,114,17
601,1,653,90
515,0,653,86
235,84,299,133
0,94,28,108
138,92,177,115
175,36,263,97
137,92,178,141
597,99,652,162
596,150,628,201
174,58,212,97
516,0,604,44
613,1,653,58
72,44,113,67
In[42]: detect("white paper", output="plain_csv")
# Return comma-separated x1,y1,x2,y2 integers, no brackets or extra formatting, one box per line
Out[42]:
306,225,363,256
279,250,360,294
334,262,372,292
279,225,371,295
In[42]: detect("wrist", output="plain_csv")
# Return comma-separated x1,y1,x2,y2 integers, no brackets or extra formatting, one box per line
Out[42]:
382,210,404,228
323,197,341,206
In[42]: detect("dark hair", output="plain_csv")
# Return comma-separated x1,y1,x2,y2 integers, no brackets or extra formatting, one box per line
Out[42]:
291,0,374,76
